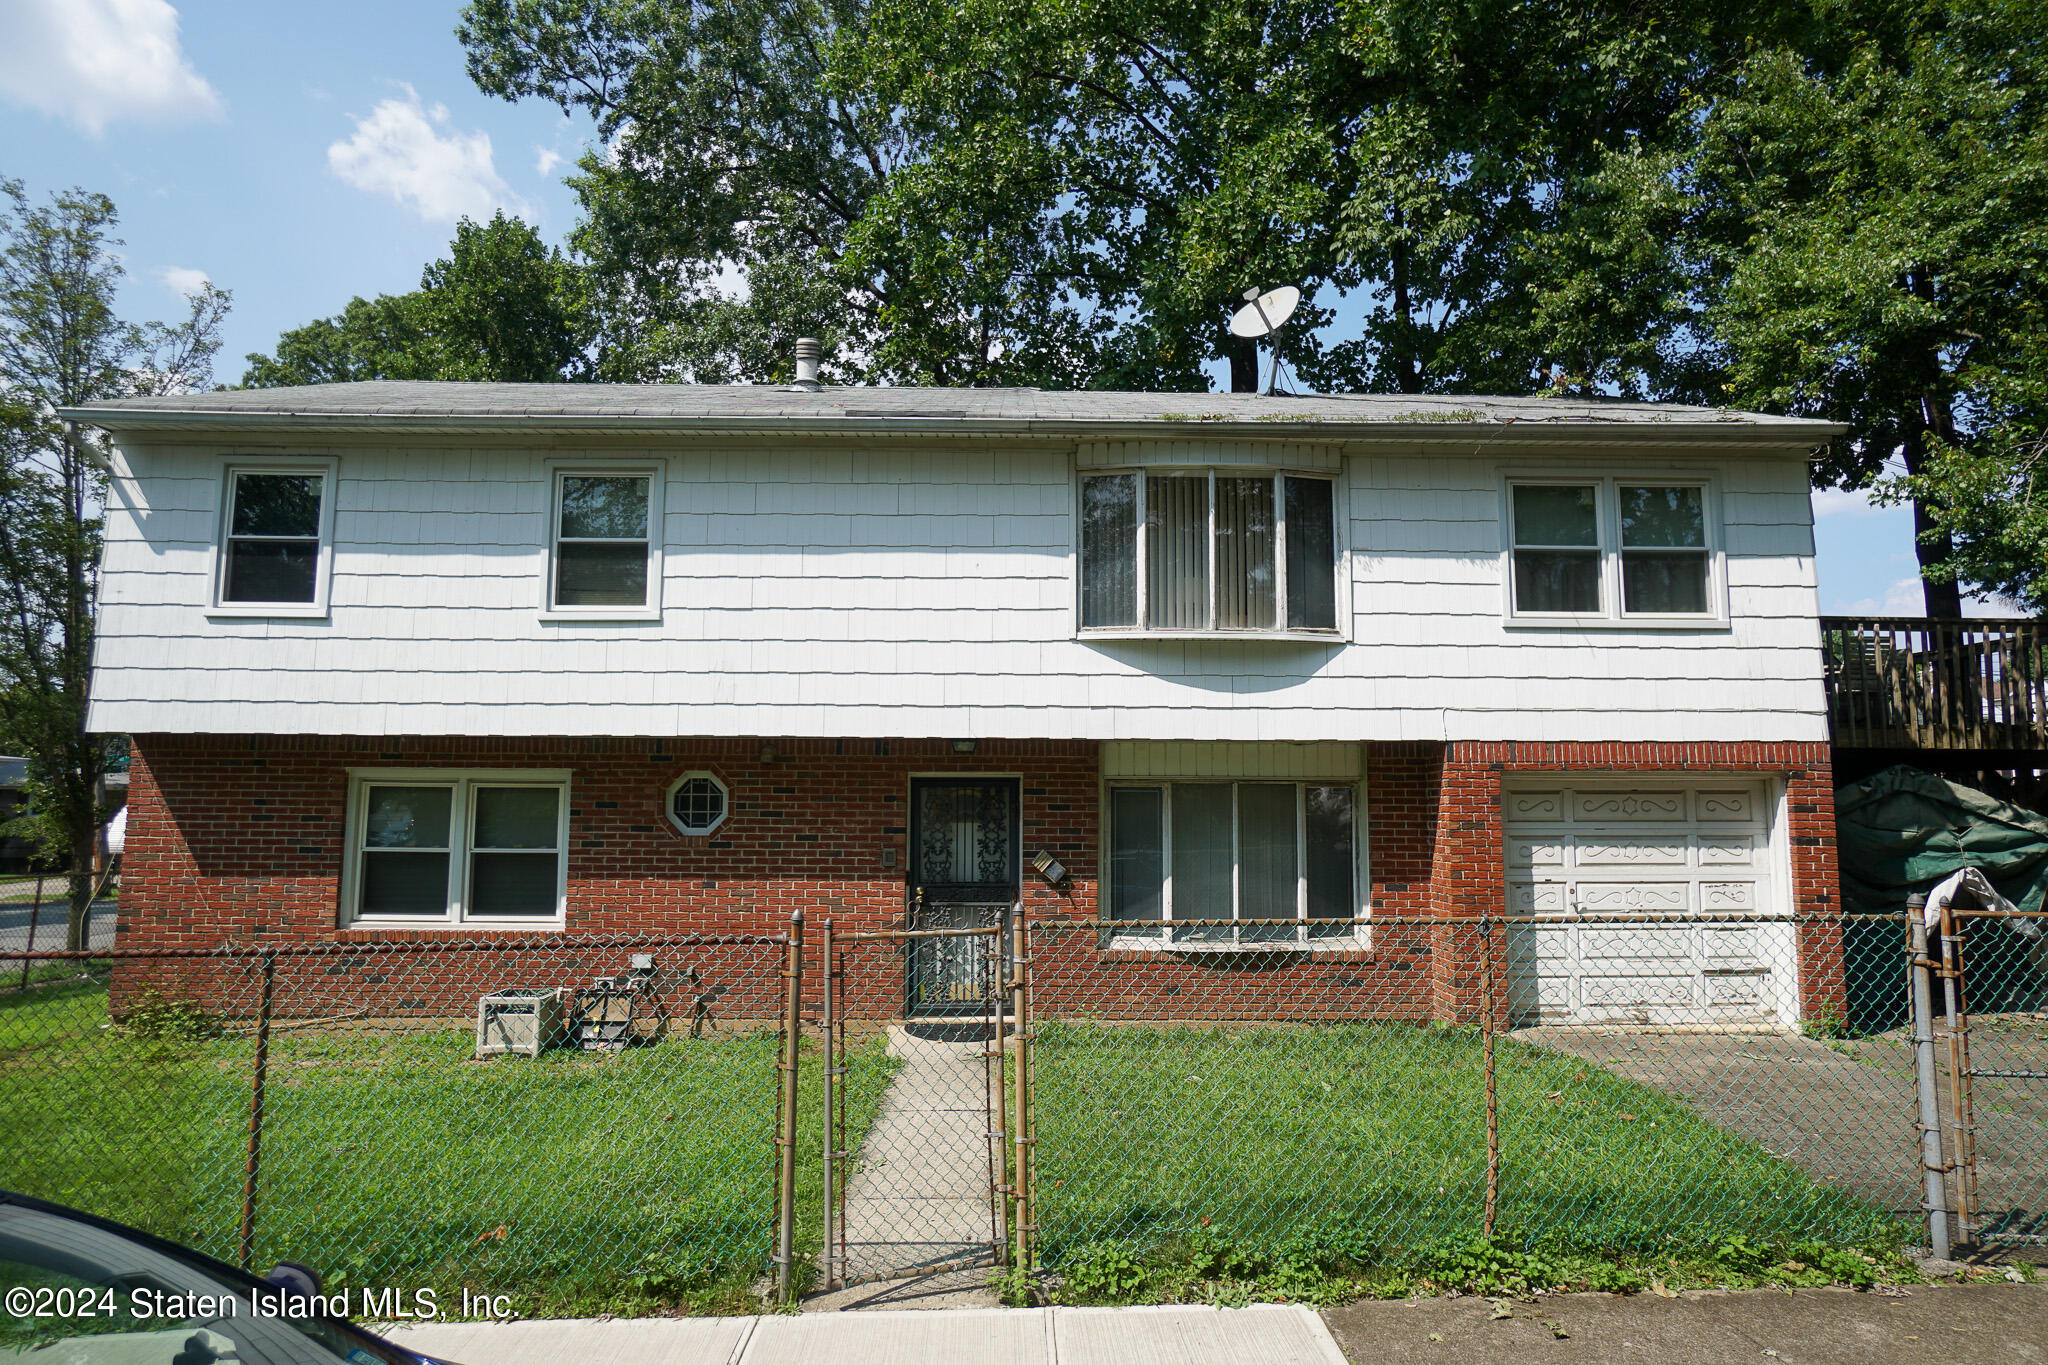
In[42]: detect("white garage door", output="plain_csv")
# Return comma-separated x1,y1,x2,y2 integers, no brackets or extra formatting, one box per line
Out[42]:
1504,782,1789,1027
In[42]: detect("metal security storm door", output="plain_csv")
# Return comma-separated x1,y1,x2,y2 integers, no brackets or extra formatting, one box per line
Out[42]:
907,778,1020,1015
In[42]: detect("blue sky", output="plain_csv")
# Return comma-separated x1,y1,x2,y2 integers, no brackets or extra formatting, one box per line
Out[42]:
0,0,2002,618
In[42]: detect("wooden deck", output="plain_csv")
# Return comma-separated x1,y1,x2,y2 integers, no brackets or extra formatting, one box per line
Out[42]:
1822,617,2048,753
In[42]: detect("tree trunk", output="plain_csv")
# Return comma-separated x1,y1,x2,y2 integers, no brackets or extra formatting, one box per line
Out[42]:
1901,402,1965,620
1391,228,1422,394
66,826,93,952
1225,334,1259,392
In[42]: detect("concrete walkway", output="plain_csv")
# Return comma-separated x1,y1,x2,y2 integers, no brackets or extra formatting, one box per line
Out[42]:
835,1024,1000,1285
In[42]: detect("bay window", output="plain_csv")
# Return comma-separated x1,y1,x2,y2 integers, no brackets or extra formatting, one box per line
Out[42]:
1080,470,1337,633
1106,781,1359,946
345,771,569,927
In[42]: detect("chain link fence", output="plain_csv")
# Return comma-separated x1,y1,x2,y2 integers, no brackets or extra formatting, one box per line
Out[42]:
815,922,1014,1292
1941,908,2048,1248
0,933,802,1314
0,869,116,954
3,908,2041,1310
1022,911,2035,1275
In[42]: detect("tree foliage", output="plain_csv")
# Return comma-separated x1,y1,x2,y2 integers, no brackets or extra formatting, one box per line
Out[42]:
243,212,589,386
450,0,2047,609
1684,0,2048,614
0,178,229,945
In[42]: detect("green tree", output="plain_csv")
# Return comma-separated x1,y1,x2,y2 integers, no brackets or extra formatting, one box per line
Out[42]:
1686,0,2048,616
0,179,229,948
243,212,588,386
461,0,1112,386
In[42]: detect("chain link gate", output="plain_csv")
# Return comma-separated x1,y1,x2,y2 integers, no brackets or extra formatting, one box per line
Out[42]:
1913,902,2048,1254
813,906,1031,1293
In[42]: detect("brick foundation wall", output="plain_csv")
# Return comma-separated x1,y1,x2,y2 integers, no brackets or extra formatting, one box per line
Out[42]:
118,734,1840,1024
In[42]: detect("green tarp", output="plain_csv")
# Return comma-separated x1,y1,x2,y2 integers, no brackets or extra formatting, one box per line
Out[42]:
1836,765,2048,918
1836,765,2048,1024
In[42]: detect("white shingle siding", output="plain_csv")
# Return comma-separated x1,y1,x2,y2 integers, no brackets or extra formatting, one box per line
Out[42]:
88,438,1828,742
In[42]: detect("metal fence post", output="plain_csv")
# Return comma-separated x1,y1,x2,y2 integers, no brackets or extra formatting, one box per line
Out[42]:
1480,915,1499,1240
773,910,805,1306
1009,904,1034,1273
238,948,277,1270
819,918,839,1293
1907,897,1952,1259
1937,902,1980,1244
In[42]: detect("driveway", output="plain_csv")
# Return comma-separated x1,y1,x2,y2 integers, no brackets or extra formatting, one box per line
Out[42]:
1516,1022,2047,1248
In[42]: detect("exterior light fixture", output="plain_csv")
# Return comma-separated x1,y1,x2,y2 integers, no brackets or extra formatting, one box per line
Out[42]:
951,739,978,754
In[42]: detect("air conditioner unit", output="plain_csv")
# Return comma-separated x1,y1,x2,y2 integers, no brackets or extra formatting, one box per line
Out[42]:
475,988,568,1059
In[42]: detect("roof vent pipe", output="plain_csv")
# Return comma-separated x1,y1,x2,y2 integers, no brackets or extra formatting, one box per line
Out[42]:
792,337,822,389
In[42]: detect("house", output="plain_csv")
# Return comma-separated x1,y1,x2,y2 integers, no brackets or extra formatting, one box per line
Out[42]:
63,379,1845,1028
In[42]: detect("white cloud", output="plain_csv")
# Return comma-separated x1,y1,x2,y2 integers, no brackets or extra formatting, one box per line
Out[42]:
157,265,209,296
535,146,564,176
0,0,222,136
1810,486,1890,519
328,86,528,224
1837,577,1928,617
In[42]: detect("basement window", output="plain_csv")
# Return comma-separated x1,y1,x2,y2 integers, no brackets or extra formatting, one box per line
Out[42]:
1079,470,1338,634
1105,781,1360,948
343,770,569,928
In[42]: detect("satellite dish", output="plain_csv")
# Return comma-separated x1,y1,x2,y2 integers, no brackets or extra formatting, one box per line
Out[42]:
1229,285,1301,338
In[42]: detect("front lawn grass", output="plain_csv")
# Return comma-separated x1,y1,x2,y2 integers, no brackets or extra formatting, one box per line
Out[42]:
0,979,892,1316
1031,1020,1896,1267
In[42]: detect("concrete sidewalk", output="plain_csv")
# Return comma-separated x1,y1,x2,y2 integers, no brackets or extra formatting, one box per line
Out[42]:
384,1303,1345,1365
381,1284,2048,1365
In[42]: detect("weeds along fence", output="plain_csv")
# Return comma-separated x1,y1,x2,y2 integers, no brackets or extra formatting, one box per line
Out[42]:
0,933,798,1313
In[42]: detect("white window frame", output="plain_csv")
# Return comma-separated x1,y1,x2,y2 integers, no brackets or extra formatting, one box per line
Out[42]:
1500,472,1727,629
541,461,665,622
1101,779,1367,951
340,768,571,930
208,458,339,619
666,771,730,837
1076,467,1348,640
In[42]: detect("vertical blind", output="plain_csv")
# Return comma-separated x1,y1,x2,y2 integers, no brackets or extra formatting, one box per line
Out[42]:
1082,471,1335,631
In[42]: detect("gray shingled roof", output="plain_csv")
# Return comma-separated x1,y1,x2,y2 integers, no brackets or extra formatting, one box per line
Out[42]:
61,380,1841,441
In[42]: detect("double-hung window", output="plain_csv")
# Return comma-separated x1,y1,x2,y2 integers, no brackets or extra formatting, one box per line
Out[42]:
213,463,335,613
546,466,662,617
1106,781,1359,946
1080,470,1338,633
1507,477,1718,622
344,771,568,927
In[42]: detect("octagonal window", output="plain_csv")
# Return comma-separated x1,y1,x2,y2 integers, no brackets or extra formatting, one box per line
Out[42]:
667,772,729,836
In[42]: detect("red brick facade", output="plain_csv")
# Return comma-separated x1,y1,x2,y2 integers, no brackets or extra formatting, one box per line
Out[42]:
119,735,1838,1023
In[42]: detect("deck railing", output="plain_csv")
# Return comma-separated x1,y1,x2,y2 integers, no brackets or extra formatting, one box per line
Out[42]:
1822,616,2048,751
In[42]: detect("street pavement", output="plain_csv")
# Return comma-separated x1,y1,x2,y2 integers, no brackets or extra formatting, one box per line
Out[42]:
0,889,117,951
380,1283,2047,1365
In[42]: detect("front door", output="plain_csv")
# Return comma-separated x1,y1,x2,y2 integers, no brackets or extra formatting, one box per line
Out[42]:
907,777,1019,1016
